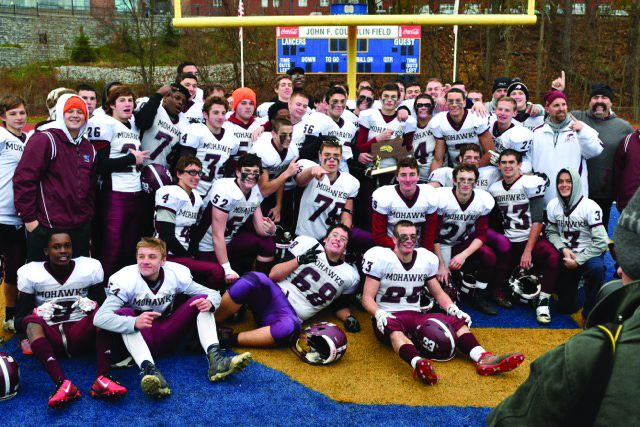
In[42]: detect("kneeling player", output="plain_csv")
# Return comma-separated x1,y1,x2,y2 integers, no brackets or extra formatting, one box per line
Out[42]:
362,221,524,384
94,238,251,398
15,231,126,408
215,224,361,348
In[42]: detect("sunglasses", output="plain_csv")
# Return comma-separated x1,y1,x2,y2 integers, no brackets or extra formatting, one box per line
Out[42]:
183,169,204,177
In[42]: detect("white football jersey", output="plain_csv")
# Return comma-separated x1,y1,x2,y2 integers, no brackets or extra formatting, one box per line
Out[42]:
183,100,205,125
413,122,436,181
0,127,26,226
107,262,199,315
17,257,104,325
487,174,547,242
141,104,189,168
295,164,360,240
372,184,439,246
430,111,490,166
181,124,240,197
363,247,438,313
222,115,263,157
199,177,264,251
428,166,501,191
278,236,359,321
91,115,142,192
250,133,299,191
302,112,356,171
514,114,544,131
256,101,274,118
435,187,495,246
489,117,534,173
155,185,203,253
359,108,417,168
86,114,107,141
546,197,604,253
342,109,360,129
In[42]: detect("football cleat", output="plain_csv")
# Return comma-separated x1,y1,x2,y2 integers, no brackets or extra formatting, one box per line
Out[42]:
48,379,81,409
535,295,551,325
90,375,128,399
3,319,15,333
476,352,525,376
140,364,171,398
207,350,252,382
492,292,513,310
412,359,439,385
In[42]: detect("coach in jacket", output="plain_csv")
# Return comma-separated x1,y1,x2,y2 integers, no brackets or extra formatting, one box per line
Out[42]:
13,94,97,261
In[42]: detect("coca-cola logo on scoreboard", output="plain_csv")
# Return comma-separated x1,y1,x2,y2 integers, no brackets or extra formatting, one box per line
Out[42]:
278,27,299,38
400,26,421,38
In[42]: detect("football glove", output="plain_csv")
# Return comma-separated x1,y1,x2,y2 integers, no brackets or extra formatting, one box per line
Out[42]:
489,150,500,166
72,297,98,313
374,309,396,334
34,300,62,321
344,315,361,333
297,243,322,265
447,303,472,327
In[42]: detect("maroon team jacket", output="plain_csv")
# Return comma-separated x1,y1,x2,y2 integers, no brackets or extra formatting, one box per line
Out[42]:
13,127,97,229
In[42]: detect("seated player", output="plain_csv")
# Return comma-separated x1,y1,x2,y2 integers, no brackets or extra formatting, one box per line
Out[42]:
295,140,373,253
546,168,608,318
487,150,562,324
15,231,126,408
94,237,251,397
362,221,524,384
195,154,277,283
433,164,504,315
214,224,361,348
372,156,438,251
488,96,534,173
179,96,240,198
155,154,224,289
428,143,501,191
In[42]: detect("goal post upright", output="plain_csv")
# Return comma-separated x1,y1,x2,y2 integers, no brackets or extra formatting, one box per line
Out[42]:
172,0,537,98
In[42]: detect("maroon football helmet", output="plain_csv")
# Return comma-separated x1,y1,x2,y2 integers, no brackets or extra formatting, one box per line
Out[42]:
413,317,458,361
0,352,20,400
291,322,347,365
140,164,173,194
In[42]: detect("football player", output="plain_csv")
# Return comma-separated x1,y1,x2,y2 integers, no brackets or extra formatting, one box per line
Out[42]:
507,81,545,131
0,95,28,332
176,72,205,125
88,85,147,284
487,150,562,324
405,82,422,100
176,61,204,102
94,237,251,397
250,118,300,227
546,168,608,318
15,231,126,408
429,88,494,171
362,221,524,384
76,84,98,118
154,155,224,290
488,97,534,173
214,224,361,348
194,154,277,284
433,164,509,315
371,157,438,251
411,94,437,180
428,144,502,191
179,96,240,198
254,92,310,152
136,83,189,169
256,75,294,118
222,87,261,158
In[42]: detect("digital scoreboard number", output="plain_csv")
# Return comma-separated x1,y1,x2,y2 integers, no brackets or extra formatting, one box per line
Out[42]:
276,26,421,74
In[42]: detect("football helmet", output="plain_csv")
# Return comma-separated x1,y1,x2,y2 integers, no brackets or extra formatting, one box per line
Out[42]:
441,272,462,304
508,267,541,305
291,323,347,365
0,352,20,401
140,164,173,194
414,317,458,361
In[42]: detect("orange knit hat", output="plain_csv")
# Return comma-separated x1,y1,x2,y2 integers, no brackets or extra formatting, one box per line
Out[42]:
232,87,257,111
63,96,87,118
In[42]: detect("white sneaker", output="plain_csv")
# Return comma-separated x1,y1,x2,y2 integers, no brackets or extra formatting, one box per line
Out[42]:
3,319,15,333
535,296,551,325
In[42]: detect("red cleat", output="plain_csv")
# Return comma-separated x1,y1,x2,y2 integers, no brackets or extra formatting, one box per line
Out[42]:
412,359,439,385
48,379,81,409
476,352,525,376
90,375,128,399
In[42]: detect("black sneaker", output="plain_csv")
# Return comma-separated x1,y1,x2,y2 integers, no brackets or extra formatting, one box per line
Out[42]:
140,363,171,398
207,348,252,382
467,296,498,316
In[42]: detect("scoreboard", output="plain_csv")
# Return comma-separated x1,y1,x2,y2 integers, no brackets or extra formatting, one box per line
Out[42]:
276,26,421,74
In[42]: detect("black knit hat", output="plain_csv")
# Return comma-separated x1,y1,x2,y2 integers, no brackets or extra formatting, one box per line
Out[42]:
507,81,530,101
590,83,613,100
492,77,512,93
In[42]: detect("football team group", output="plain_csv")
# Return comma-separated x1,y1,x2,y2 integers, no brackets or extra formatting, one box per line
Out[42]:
1,61,636,409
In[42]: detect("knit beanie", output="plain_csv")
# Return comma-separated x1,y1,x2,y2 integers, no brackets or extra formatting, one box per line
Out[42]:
492,77,511,93
543,90,567,106
63,96,87,118
615,188,640,280
232,87,257,111
507,81,530,101
590,83,613,100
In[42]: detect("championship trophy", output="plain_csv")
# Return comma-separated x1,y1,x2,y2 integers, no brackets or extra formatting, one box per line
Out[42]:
367,137,406,176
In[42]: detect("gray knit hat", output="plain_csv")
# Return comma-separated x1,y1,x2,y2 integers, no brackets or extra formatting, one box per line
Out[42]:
615,188,640,280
